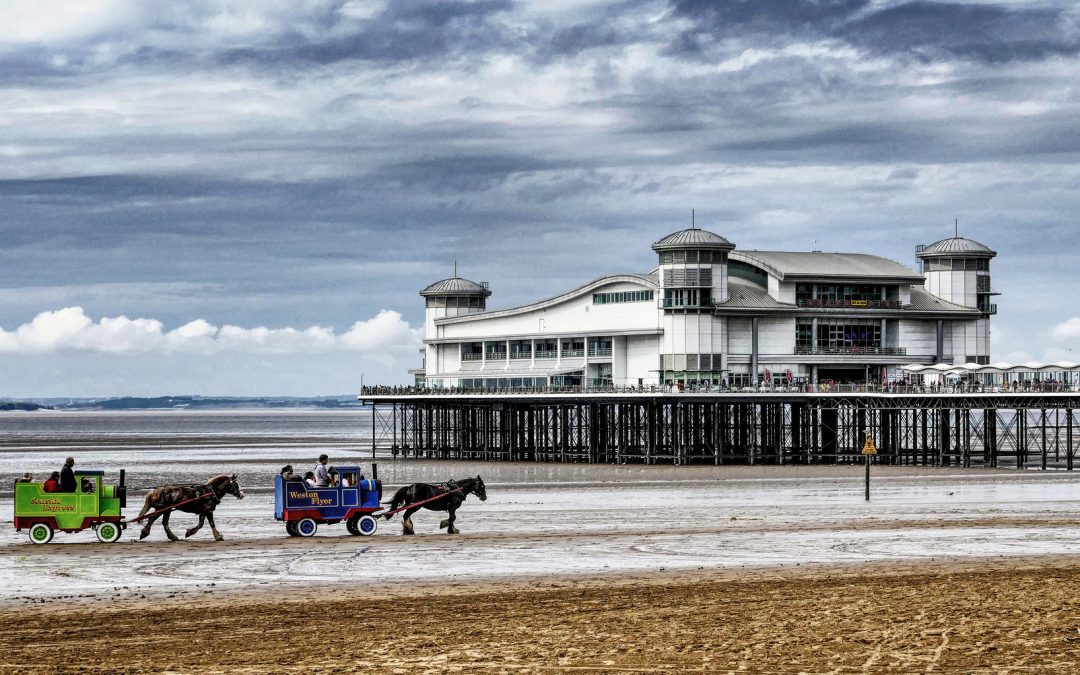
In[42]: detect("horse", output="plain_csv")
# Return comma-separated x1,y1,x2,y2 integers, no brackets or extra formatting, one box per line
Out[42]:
383,476,486,535
137,474,245,542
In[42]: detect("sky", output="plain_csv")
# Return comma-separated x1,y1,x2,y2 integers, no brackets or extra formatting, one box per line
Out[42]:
1,0,1080,397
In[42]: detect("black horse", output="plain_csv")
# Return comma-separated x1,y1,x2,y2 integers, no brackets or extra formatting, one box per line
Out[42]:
137,474,245,542
384,476,486,535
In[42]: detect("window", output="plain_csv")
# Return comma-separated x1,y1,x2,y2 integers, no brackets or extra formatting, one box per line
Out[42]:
592,290,655,304
662,288,712,307
461,342,483,361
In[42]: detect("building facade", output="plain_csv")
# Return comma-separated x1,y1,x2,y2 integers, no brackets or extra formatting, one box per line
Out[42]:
412,228,998,389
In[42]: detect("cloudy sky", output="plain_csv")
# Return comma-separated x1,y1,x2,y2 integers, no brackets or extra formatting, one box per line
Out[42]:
1,0,1079,397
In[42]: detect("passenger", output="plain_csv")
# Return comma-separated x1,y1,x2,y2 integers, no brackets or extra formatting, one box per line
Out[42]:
341,471,356,487
43,471,61,493
314,454,332,487
59,457,76,492
81,477,94,494
280,464,299,481
303,471,316,487
16,472,32,483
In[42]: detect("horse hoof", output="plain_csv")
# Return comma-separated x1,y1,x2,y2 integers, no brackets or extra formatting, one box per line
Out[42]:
439,519,450,529
139,532,149,540
402,530,414,536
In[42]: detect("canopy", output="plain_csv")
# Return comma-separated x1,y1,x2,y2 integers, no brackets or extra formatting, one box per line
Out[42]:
902,361,1080,375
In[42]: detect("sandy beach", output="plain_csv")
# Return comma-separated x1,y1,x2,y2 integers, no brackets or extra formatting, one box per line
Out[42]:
1,558,1078,673
2,413,1079,672
2,467,1078,672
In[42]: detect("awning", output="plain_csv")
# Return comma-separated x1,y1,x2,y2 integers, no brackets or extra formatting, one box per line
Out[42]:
902,361,1080,376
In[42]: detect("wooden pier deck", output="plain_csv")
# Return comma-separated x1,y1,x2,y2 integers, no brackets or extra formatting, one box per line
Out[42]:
361,392,1080,468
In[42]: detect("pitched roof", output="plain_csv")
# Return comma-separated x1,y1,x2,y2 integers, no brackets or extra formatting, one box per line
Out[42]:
730,250,924,283
905,287,981,314
716,278,794,310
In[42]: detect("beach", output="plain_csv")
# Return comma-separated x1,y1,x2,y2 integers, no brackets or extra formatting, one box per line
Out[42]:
1,410,1078,672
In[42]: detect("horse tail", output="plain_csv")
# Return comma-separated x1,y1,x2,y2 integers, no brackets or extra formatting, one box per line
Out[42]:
137,488,159,519
382,485,410,520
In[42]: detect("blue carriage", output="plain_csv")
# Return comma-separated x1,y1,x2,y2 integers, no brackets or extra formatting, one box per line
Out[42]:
274,466,382,537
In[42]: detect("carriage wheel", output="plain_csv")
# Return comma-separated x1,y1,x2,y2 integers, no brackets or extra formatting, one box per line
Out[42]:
285,522,299,537
295,518,318,538
96,522,122,544
29,523,54,545
346,516,360,536
356,515,377,536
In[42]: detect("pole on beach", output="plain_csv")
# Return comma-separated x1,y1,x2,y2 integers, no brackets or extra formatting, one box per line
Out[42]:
865,455,870,501
861,434,877,501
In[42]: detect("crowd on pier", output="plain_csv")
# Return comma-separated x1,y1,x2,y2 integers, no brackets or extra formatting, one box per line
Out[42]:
361,379,1080,397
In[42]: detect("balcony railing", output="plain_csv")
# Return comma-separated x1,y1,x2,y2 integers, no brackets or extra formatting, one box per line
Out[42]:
979,304,997,315
561,348,585,358
795,346,907,355
588,347,613,357
796,299,901,309
485,351,507,360
461,353,483,361
509,352,532,360
534,350,558,359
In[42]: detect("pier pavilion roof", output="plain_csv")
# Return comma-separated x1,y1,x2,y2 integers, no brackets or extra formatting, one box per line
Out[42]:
730,250,924,284
420,277,492,297
652,228,735,252
917,237,996,258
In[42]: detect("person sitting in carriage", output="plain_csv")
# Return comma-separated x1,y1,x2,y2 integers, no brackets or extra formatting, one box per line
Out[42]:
43,471,61,493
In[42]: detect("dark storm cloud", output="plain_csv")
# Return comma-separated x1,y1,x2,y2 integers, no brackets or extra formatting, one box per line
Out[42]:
222,0,515,67
1,0,1079,394
376,154,561,192
669,0,1080,64
843,2,1080,63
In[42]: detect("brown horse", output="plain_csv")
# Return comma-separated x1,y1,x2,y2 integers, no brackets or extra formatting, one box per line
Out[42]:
137,474,244,542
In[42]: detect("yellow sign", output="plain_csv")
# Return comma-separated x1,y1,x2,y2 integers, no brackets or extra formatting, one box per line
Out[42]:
862,436,877,455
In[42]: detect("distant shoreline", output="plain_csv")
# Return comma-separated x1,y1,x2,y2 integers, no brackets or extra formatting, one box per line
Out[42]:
0,395,363,411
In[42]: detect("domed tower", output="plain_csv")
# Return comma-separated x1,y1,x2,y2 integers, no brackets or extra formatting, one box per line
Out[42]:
651,228,735,382
916,235,997,364
420,276,491,337
419,276,491,386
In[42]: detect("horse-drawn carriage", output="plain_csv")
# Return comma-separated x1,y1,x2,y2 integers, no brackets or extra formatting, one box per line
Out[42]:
11,462,485,543
13,469,127,545
274,466,382,537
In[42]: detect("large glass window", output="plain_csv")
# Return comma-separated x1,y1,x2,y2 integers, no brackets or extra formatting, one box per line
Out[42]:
535,339,557,359
509,340,532,359
461,342,483,361
662,288,712,307
593,290,654,304
561,338,585,357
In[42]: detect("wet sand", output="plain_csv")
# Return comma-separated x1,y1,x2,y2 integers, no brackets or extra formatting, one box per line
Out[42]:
3,416,1079,672
2,557,1078,673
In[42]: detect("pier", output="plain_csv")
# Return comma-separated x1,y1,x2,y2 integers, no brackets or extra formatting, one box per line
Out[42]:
362,392,1080,469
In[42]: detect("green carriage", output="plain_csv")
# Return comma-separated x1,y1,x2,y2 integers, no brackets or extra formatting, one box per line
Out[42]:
13,470,128,544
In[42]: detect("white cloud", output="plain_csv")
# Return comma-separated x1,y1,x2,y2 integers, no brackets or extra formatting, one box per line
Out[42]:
0,307,420,356
1049,317,1080,342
